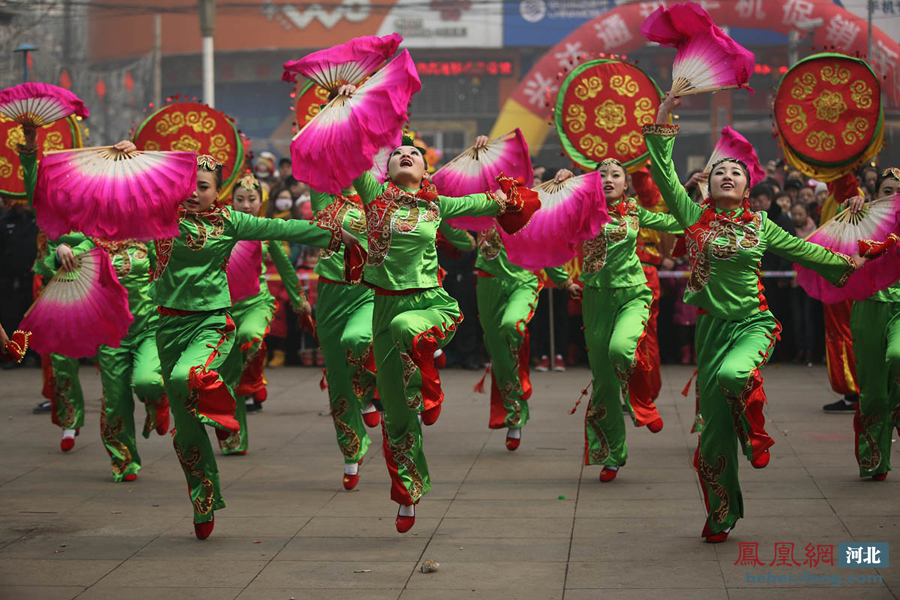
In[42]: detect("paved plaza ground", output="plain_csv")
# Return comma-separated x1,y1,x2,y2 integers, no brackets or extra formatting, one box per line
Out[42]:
0,362,897,599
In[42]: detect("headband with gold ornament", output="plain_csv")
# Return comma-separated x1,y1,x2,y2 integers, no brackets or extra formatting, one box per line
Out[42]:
197,155,222,171
598,158,624,169
882,167,900,182
710,157,750,179
238,172,261,191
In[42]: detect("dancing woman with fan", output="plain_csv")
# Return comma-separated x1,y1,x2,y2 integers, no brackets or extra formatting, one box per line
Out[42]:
328,96,537,530
474,166,578,452
154,155,356,539
46,143,171,481
647,93,865,543
18,125,89,452
849,169,900,481
218,173,313,456
578,158,682,483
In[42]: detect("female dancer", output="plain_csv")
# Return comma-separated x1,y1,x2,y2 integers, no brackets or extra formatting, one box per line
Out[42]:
218,173,312,455
154,155,352,539
580,158,681,483
648,94,863,542
18,126,86,451
850,168,900,480
474,168,578,452
310,183,379,490
335,113,537,532
49,159,171,481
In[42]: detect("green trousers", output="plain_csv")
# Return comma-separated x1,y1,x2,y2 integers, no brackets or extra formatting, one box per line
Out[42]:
50,353,85,430
97,329,167,481
850,299,900,478
157,310,241,524
373,286,461,506
318,281,376,465
220,294,275,455
476,275,537,430
582,284,652,467
694,310,779,536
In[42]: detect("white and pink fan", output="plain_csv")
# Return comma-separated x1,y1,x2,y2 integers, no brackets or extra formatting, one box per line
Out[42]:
282,33,403,91
699,126,766,198
641,2,754,95
34,146,197,241
290,49,421,195
436,129,534,231
501,172,610,270
21,246,133,358
796,194,900,303
227,240,262,304
0,82,89,127
368,145,392,184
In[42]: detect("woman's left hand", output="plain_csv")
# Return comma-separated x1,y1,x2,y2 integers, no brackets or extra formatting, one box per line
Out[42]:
298,301,313,316
845,195,866,214
851,252,867,269
566,282,583,299
554,169,575,184
114,140,137,153
474,135,490,150
56,244,78,272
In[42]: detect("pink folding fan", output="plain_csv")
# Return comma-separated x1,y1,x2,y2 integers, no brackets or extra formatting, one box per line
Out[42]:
0,82,89,127
227,240,263,304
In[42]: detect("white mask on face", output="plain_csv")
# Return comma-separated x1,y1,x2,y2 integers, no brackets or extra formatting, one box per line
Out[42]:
275,198,293,212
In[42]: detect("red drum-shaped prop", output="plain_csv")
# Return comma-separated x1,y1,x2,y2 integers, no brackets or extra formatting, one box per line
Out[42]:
0,113,82,199
555,59,663,173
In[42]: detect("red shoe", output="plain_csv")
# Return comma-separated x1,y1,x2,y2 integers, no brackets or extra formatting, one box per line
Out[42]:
705,530,729,543
421,404,441,426
395,508,415,533
230,450,247,456
873,473,888,481
155,399,170,436
647,417,664,433
599,467,618,483
750,450,770,469
434,351,446,370
214,428,232,441
123,473,137,482
553,354,566,372
535,356,550,372
505,436,521,451
343,473,359,490
253,388,267,402
60,437,75,452
362,410,381,428
194,515,214,540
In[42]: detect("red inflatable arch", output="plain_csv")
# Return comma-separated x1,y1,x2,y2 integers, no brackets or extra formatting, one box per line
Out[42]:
490,0,899,153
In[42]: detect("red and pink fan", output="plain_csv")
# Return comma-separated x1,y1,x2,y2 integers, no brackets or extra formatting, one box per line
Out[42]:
501,172,610,270
641,2,754,95
282,33,403,90
796,194,900,303
20,246,133,358
436,129,534,231
368,144,392,184
699,126,766,198
227,240,262,304
33,146,197,241
0,82,89,127
290,49,421,195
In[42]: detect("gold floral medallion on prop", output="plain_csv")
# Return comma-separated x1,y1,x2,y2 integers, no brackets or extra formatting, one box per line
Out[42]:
554,59,663,173
774,53,883,181
293,80,330,130
132,101,245,200
0,113,83,199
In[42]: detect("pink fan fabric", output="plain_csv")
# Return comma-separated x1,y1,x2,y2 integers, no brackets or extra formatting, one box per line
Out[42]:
0,82,89,126
227,241,263,304
714,127,766,186
290,50,420,195
438,129,534,231
641,2,754,92
795,194,900,303
21,247,133,358
282,33,403,85
500,172,610,270
33,149,197,241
